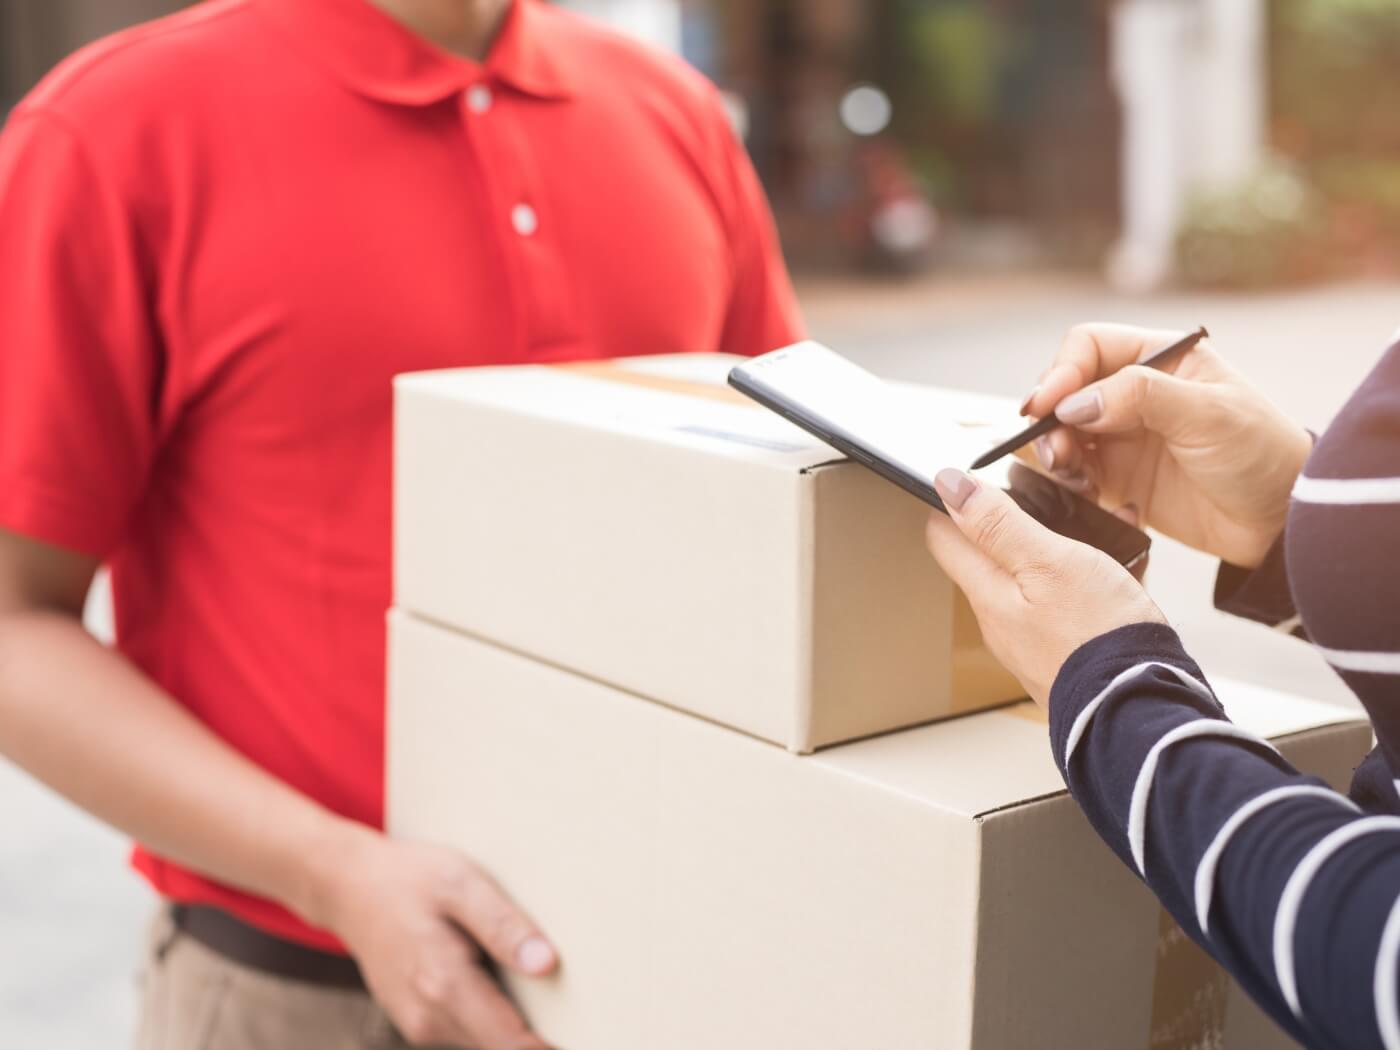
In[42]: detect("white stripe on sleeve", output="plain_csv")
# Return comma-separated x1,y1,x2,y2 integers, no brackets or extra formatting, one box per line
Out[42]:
1128,720,1280,875
1315,645,1400,676
1275,817,1400,1020
1376,893,1400,1050
1194,785,1359,934
1292,474,1400,505
1062,661,1214,771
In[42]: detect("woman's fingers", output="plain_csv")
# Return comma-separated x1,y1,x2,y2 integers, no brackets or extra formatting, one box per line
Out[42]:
1021,324,1196,420
1055,364,1217,442
924,502,1001,596
932,469,1067,577
1012,431,1098,502
1040,427,1087,476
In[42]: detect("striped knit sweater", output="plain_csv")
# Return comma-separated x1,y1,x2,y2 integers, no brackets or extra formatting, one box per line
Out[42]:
1050,338,1400,1049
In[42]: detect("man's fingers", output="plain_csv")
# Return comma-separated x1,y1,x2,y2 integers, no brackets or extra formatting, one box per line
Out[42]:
1023,324,1194,420
932,469,1066,576
448,963,550,1050
440,862,557,977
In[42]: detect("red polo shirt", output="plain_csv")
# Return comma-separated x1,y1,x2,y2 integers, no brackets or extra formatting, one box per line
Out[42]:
0,0,801,949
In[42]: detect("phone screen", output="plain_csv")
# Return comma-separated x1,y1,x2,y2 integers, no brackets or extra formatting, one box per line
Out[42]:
729,342,1151,568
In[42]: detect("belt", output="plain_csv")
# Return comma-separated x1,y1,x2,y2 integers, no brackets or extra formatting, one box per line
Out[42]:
171,904,366,990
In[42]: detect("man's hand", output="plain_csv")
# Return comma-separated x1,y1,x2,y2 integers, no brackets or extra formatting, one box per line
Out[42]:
0,531,556,1050
313,830,557,1050
926,469,1165,707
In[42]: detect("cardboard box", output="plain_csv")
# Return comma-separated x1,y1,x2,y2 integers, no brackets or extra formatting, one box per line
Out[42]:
394,352,1024,754
386,610,1370,1050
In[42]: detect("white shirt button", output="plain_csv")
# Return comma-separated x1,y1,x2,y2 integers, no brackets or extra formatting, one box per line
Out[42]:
466,84,493,114
511,203,538,236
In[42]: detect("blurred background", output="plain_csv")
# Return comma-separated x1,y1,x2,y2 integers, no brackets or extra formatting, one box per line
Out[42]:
3,1,1400,1046
5,0,1400,286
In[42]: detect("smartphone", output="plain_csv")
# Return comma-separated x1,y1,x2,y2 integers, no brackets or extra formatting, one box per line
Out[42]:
728,341,1151,569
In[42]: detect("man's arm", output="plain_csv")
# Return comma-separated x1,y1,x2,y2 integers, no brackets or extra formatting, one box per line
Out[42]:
0,529,353,917
0,529,557,1050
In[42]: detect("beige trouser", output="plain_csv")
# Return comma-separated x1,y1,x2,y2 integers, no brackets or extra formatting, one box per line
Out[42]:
134,907,431,1050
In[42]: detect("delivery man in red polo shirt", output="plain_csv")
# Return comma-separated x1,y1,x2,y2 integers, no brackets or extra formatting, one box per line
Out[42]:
0,0,802,1045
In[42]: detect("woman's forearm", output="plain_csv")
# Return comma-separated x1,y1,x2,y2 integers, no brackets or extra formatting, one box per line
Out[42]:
1051,622,1400,1050
0,608,363,929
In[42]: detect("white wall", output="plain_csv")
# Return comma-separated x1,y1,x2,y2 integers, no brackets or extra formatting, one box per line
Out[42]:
1108,0,1267,289
555,0,682,52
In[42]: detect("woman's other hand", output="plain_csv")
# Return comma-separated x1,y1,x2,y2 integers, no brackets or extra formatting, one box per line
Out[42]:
1020,324,1312,569
926,469,1165,707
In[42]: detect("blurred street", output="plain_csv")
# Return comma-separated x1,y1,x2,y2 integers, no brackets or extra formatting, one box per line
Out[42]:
6,274,1395,1047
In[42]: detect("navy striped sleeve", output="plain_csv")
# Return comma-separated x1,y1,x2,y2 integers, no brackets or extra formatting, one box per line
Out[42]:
1283,339,1400,778
1051,622,1400,1050
1215,533,1309,641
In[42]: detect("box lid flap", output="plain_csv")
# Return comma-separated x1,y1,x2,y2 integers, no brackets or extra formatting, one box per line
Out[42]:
395,352,1022,474
811,678,1363,819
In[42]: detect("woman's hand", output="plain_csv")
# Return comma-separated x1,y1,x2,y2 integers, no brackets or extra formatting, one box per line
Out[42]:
1021,324,1312,569
309,826,557,1049
926,469,1165,708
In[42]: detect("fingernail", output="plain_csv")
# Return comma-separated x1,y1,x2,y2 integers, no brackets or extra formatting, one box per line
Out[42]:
1035,436,1055,471
1056,388,1103,425
516,936,556,974
1018,386,1040,417
934,468,978,511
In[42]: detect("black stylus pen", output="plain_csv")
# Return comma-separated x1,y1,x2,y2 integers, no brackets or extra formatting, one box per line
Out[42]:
968,326,1210,471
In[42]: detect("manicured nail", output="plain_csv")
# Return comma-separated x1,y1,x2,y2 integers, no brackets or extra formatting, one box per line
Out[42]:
1056,388,1103,425
1018,386,1040,417
934,468,978,511
516,936,557,974
1035,436,1055,471
1118,503,1141,527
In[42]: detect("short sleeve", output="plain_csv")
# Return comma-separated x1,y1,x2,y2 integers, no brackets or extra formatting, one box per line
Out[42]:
708,95,804,358
0,108,161,557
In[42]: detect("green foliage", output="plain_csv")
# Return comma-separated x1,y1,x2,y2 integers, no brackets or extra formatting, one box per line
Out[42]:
904,5,1008,124
1312,157,1400,236
1181,0,1400,285
1176,162,1327,289
1274,0,1400,155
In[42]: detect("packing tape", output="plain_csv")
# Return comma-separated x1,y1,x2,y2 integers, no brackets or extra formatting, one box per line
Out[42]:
554,360,755,407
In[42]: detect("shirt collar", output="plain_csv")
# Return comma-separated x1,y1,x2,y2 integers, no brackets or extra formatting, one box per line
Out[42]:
255,0,574,106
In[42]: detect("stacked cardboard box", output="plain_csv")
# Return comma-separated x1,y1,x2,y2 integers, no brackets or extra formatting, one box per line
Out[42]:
388,354,1370,1049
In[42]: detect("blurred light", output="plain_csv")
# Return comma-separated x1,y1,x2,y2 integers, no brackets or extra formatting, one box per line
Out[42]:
1255,170,1307,222
871,198,937,256
720,90,750,142
839,84,892,137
